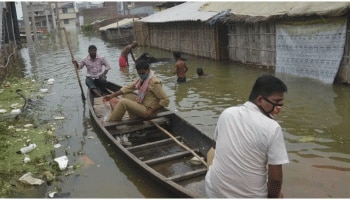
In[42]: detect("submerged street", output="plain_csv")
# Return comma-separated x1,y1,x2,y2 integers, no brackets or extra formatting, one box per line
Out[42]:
9,32,350,198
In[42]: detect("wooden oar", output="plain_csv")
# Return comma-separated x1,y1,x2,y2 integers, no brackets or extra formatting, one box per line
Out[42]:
151,120,208,168
62,27,86,100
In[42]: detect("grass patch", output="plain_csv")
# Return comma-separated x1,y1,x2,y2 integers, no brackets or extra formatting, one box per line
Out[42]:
0,78,60,197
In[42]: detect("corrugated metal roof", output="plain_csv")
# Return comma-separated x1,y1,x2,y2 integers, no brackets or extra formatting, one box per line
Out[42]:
140,1,219,23
99,18,139,31
200,2,350,21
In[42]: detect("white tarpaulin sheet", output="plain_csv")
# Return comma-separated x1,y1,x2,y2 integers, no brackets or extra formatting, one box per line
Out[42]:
276,18,347,84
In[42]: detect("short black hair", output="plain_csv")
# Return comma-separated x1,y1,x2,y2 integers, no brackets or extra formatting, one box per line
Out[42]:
248,74,287,101
88,45,97,51
135,60,149,70
197,68,204,76
173,51,181,59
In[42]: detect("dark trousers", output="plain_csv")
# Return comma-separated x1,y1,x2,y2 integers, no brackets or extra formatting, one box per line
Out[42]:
177,77,186,83
85,76,108,95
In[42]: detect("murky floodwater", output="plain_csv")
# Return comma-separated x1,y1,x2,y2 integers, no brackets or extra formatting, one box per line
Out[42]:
13,30,350,198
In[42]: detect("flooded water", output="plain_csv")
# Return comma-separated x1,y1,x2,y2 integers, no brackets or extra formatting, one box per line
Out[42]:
13,31,350,198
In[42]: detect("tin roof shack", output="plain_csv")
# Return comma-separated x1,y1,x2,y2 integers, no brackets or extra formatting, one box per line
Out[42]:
202,2,350,84
135,2,228,60
99,18,139,45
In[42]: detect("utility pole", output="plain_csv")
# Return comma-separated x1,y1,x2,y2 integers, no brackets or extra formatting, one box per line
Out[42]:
29,2,38,41
55,2,60,30
21,2,33,45
45,6,51,33
48,2,56,31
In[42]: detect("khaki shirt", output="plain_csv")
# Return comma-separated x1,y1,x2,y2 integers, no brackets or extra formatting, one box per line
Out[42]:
120,76,170,109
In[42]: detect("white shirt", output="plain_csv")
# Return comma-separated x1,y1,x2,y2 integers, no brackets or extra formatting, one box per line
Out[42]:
205,101,289,198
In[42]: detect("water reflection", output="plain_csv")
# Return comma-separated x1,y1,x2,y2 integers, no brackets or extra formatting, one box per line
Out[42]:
16,33,350,198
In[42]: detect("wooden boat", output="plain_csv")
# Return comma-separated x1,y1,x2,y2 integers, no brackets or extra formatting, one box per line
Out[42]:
87,81,213,198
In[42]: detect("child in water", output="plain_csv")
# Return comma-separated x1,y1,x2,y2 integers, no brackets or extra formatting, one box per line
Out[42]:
173,51,188,83
197,68,210,77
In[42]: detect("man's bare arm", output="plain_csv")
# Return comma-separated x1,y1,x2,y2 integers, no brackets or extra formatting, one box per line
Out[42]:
267,164,283,198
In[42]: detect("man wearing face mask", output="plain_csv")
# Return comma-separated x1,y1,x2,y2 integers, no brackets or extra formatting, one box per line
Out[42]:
103,60,169,121
205,74,289,198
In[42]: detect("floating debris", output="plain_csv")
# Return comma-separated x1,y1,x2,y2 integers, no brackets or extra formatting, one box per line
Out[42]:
23,156,31,163
87,136,94,139
11,109,21,115
48,191,57,198
40,88,49,93
54,116,65,120
17,143,37,154
48,192,71,198
0,109,6,113
19,172,44,185
24,124,33,128
54,155,69,170
47,78,55,85
53,144,61,148
10,103,19,109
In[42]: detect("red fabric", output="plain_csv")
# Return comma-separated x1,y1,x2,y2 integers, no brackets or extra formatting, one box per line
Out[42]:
119,56,127,67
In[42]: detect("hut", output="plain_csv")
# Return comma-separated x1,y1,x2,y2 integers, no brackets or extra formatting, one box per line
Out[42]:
99,18,139,45
201,2,350,84
134,2,228,60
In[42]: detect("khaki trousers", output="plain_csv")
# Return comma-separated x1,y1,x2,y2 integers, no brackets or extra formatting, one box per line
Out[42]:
107,93,147,121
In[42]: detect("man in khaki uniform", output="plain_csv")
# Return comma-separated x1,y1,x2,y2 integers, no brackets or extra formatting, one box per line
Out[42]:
103,60,169,121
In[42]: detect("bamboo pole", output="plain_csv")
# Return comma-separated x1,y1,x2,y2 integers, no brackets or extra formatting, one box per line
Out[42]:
62,27,86,100
151,120,208,168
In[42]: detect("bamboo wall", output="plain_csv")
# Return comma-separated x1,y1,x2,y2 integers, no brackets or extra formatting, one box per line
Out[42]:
133,21,149,46
134,21,225,60
227,22,276,67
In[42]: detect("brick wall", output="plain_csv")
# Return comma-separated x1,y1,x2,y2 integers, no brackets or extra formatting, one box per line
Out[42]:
80,7,117,25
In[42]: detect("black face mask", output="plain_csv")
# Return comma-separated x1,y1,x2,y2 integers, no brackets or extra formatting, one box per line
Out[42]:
259,97,284,118
258,105,273,118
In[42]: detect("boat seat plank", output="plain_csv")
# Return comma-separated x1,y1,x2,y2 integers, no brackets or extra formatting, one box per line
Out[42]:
110,117,169,136
166,168,207,182
126,136,182,151
104,111,173,128
143,149,198,166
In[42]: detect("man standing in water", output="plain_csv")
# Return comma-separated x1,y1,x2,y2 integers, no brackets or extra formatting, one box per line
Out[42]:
205,74,289,198
73,45,110,97
119,41,138,68
173,51,188,83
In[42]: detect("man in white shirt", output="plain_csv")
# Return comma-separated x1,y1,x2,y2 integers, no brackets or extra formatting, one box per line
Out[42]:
205,74,289,198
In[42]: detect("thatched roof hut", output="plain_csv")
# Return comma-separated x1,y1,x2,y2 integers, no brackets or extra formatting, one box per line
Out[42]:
99,18,139,45
135,2,227,60
135,1,350,83
201,2,350,84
